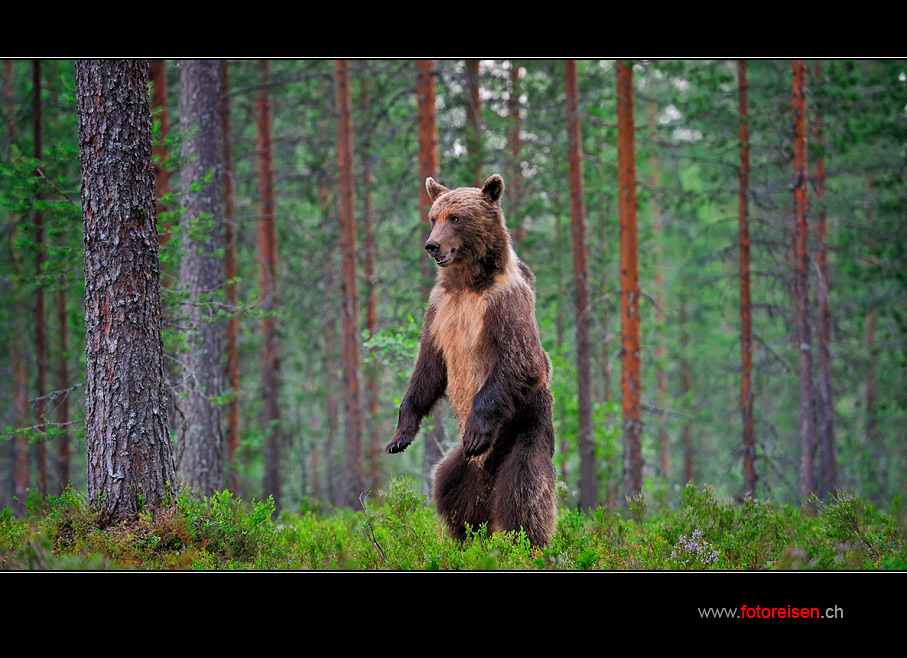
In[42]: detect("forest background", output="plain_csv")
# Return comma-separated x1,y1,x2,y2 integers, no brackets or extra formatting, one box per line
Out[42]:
1,59,905,554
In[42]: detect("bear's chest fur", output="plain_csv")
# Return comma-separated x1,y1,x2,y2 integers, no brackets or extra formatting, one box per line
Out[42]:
430,285,491,428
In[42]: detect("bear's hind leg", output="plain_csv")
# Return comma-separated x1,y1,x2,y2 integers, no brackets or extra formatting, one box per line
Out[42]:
432,444,494,541
491,441,557,547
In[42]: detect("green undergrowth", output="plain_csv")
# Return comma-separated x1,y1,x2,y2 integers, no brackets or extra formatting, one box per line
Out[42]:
1,479,904,570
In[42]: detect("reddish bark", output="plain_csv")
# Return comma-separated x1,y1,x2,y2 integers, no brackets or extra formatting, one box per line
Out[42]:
417,59,447,480
335,60,365,507
738,60,756,497
257,60,282,511
792,59,817,505
508,62,524,245
565,59,596,510
617,60,642,500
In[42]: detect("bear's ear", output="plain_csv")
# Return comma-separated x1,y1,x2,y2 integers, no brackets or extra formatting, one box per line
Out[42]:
482,174,505,205
426,177,449,202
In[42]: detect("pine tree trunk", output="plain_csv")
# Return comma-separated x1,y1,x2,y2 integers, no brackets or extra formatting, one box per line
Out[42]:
812,61,837,499
176,59,225,497
417,59,447,485
33,59,48,497
220,60,241,496
738,60,757,497
507,62,524,246
565,59,596,510
465,59,482,187
335,60,364,507
791,59,817,505
76,59,177,524
617,60,643,500
257,60,281,512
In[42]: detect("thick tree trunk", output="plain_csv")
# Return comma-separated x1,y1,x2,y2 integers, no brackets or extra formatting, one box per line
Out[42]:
617,60,643,500
257,60,282,512
417,59,447,485
565,59,596,510
812,61,837,499
176,59,225,497
738,60,757,497
76,59,177,524
791,59,817,505
220,60,241,496
335,60,365,507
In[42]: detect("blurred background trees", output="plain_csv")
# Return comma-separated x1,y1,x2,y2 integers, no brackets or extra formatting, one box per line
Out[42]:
1,59,905,517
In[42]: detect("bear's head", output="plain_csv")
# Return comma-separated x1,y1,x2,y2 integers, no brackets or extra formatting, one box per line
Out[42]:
423,174,508,276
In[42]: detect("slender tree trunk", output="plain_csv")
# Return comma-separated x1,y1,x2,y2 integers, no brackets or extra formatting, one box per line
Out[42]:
335,60,365,507
555,209,569,484
359,72,382,490
76,59,178,524
565,59,596,510
257,59,281,512
792,59,817,505
812,61,837,499
465,59,483,187
33,59,48,497
648,90,668,482
507,62,525,246
738,60,757,497
176,59,225,497
417,59,447,486
617,60,643,500
320,182,340,505
220,60,241,496
5,60,29,515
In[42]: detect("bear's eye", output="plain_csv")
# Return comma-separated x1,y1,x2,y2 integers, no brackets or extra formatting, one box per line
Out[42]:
450,215,459,224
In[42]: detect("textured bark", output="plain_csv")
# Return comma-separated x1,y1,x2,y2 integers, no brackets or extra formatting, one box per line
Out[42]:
335,60,365,507
76,59,177,524
465,59,483,187
417,59,447,483
176,59,225,497
565,60,596,510
617,60,643,500
257,60,282,511
33,60,48,497
220,60,241,496
791,59,817,505
648,91,668,481
812,61,837,499
738,60,756,497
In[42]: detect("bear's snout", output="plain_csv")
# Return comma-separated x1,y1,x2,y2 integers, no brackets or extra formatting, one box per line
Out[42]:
425,240,440,257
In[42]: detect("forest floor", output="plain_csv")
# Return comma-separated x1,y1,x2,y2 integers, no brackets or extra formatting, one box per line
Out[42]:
1,477,905,572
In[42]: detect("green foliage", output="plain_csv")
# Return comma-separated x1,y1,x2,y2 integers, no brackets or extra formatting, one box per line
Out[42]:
1,480,903,570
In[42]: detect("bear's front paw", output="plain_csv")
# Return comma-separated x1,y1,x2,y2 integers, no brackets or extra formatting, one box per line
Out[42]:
385,431,414,454
462,430,491,457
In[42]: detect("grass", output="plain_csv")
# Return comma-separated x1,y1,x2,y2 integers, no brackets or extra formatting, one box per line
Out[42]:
1,478,905,571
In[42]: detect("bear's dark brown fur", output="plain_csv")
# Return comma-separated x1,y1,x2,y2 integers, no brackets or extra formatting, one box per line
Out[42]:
385,174,557,547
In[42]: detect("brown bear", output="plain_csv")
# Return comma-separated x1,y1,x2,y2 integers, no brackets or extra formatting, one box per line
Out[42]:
385,174,557,547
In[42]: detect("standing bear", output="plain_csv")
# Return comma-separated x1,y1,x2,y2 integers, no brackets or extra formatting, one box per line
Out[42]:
385,174,558,547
